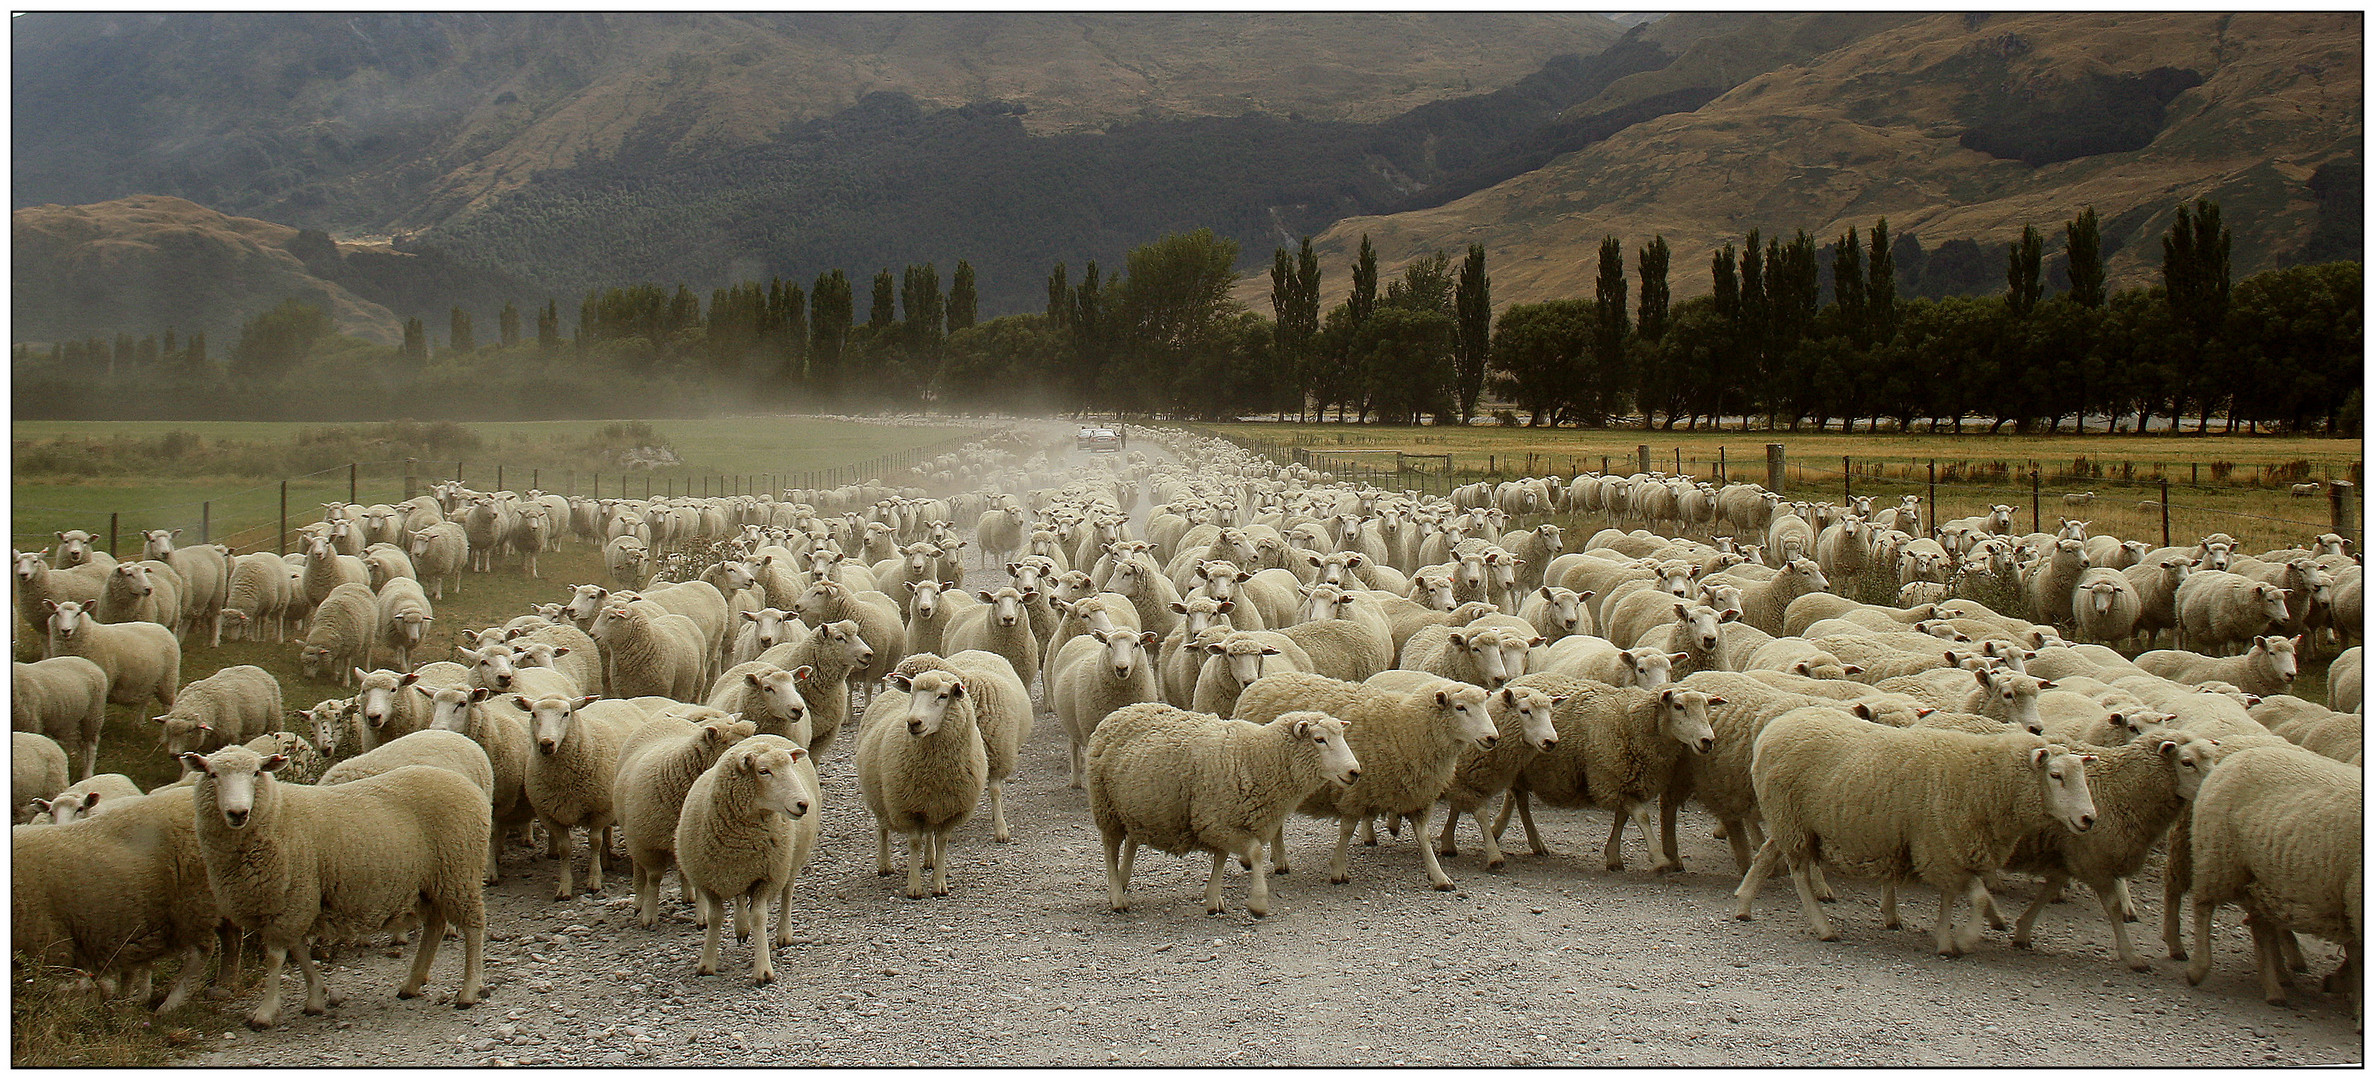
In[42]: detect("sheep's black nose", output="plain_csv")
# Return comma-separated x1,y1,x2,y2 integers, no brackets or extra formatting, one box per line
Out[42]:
224,809,249,827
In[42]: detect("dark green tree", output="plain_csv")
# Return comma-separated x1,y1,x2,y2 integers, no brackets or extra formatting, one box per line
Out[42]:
1867,218,1897,343
1358,306,1457,425
536,300,561,354
2065,207,2105,308
1635,236,1671,344
2007,224,2045,317
1594,236,1628,417
810,270,854,393
1488,299,1592,426
901,263,945,363
2161,198,2233,431
1112,228,1243,416
1349,235,1379,327
498,300,522,349
1046,263,1072,331
1071,261,1106,411
228,298,335,378
868,270,897,334
1273,238,1324,418
1831,227,1865,339
1452,243,1492,422
401,317,428,364
946,261,978,334
187,330,206,366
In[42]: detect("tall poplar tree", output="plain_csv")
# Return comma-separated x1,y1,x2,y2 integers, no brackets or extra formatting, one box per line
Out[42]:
2065,207,2105,308
1349,235,1378,327
1635,236,1670,344
946,261,978,333
2007,225,2045,316
1594,235,1628,417
498,300,522,348
1452,243,1491,422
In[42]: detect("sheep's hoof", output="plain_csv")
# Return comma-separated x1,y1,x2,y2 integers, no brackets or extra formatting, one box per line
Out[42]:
1271,866,1291,876
2128,958,2154,973
1431,880,1455,892
1205,904,1225,916
1603,860,1625,872
931,885,950,898
1484,857,1505,870
397,985,420,999
696,964,717,977
1883,919,1902,930
903,888,926,900
876,869,895,877
2009,936,2033,950
1654,860,1683,875
246,1015,278,1031
1329,873,1349,885
753,971,775,986
1816,930,1840,942
1436,845,1457,858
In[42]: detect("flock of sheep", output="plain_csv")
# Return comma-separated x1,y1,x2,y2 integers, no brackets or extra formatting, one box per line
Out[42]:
9,421,2362,1038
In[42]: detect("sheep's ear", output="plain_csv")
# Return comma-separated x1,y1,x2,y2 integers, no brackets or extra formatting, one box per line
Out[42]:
1260,645,1281,656
2029,746,2053,768
511,695,534,711
258,754,289,773
1434,690,1451,706
1169,602,1190,614
352,667,369,683
1139,631,1159,647
1793,662,1812,675
195,721,214,733
1718,607,1741,623
178,752,212,775
746,671,767,687
1851,703,1877,721
148,715,169,725
1500,688,1518,705
886,673,914,692
742,610,761,622
1215,600,1234,613
1841,664,1864,675
1666,652,1688,665
1577,590,1596,601
1706,696,1726,706
1672,602,1689,619
976,591,995,603
1306,555,1324,567
1204,642,1230,656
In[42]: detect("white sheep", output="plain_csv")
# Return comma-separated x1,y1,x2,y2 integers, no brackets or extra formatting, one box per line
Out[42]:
419,685,535,881
855,667,987,899
374,576,436,671
1399,623,1536,691
676,734,820,983
1535,635,1685,689
942,585,1040,690
1516,585,1594,645
42,600,179,712
153,664,282,767
2136,635,2301,697
705,661,814,746
407,522,469,600
892,651,1034,842
97,559,185,642
1275,597,1397,682
26,772,145,825
596,600,711,700
219,551,295,643
2173,569,2292,656
1189,630,1315,718
2329,646,2361,713
1492,676,1719,872
614,711,760,929
298,582,379,686
1050,627,1165,789
1230,671,1497,891
519,692,663,899
184,745,488,1027
13,654,109,781
755,618,876,760
2183,744,2361,1005
503,621,603,694
12,783,233,1013
1431,683,1565,869
1735,707,2098,956
14,731,70,823
791,578,904,689
1088,702,1359,917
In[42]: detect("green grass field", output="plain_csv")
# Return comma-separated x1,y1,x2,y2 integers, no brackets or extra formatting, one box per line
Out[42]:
1190,422,2365,553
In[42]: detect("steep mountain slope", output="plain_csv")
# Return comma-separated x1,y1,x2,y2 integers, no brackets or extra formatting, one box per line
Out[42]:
1248,12,2359,310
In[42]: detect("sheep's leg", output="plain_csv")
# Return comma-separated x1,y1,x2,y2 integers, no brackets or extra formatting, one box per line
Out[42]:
2280,928,2310,974
1976,884,2008,932
2010,871,2067,949
2163,817,2193,960
1721,817,1756,875
2114,877,2138,922
485,821,503,885
1204,850,1231,914
1067,739,1087,790
1267,826,1291,875
125,965,154,1004
1103,832,1131,911
902,831,928,899
585,824,611,893
2096,877,2150,972
1657,786,1685,870
732,887,755,944
1242,839,1273,917
1329,815,1358,884
2248,915,2293,1005
1937,873,1987,957
747,887,776,985
634,858,658,928
929,829,953,897
549,821,576,900
1435,807,1461,858
1408,807,1454,891
291,939,333,1016
695,891,723,976
248,942,290,1029
78,738,98,783
988,779,1011,843
773,872,801,949
1356,815,1377,846
152,943,207,1014
1881,882,1904,929
1785,858,1838,941
208,924,245,1000
399,910,446,999
1642,802,1679,872
1602,803,1634,871
875,825,895,877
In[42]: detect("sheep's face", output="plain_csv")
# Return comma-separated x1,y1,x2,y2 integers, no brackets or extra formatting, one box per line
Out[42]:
1409,575,1455,613
14,549,46,582
1497,686,1563,751
1495,633,1537,684
1617,649,1677,690
2157,734,2219,801
141,529,177,560
2087,582,2124,615
113,562,154,598
1675,604,1723,653
1977,671,2051,735
743,608,793,652
154,715,215,759
745,667,809,725
716,561,757,593
354,670,413,729
1096,629,1155,681
459,645,519,692
2030,746,2099,834
1700,584,1746,619
308,699,355,752
2252,636,2301,684
740,742,815,820
1197,563,1242,603
2250,586,2292,628
515,642,568,671
2196,542,2234,571
53,530,94,566
891,670,965,736
823,621,874,667
1447,631,1511,690
1656,689,1720,755
1534,587,1582,632
1434,684,1498,750
1453,555,1489,592
979,588,1028,628
1487,555,1522,593
1212,638,1278,688
1282,712,1360,785
1654,564,1695,598
518,694,598,755
564,585,609,627
183,746,285,829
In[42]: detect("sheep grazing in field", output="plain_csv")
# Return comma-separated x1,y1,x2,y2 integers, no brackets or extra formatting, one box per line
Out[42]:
183,745,489,1028
615,711,760,929
298,582,379,685
2172,570,2291,656
676,734,820,983
375,576,436,671
1230,671,1497,891
1735,707,2098,957
1493,676,1719,873
14,731,71,822
153,664,282,768
1087,703,1360,917
220,551,296,642
25,772,145,826
855,668,987,899
13,654,109,781
2184,745,2361,1006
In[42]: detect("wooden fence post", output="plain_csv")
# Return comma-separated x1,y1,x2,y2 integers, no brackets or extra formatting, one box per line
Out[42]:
1765,444,1785,495
201,501,210,544
405,458,418,502
1843,456,1852,501
108,512,118,558
1637,444,1651,474
2031,466,2041,532
2331,481,2355,536
278,481,288,556
2161,478,2171,549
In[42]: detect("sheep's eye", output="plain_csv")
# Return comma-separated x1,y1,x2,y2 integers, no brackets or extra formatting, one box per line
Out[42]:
2050,771,2063,780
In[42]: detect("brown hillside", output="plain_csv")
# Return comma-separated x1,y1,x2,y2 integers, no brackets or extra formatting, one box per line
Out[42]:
1239,12,2360,312
12,196,403,346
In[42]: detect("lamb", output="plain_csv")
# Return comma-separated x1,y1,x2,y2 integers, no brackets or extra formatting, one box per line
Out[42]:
597,600,712,701
1188,630,1315,718
13,783,233,1013
676,734,820,982
1230,671,1497,891
892,651,1034,842
755,619,876,760
298,582,380,686
2002,732,2226,970
614,711,760,929
374,576,436,671
318,728,497,807
13,655,109,780
2173,570,2292,656
2184,745,2361,1005
14,731,70,822
854,667,988,899
1087,703,1360,916
705,662,814,746
153,664,282,767
1491,677,1719,873
943,586,1041,690
1050,628,1165,788
1733,707,2098,956
518,691,665,899
183,746,488,1027
26,772,145,825
2136,635,2301,697
1432,684,1565,869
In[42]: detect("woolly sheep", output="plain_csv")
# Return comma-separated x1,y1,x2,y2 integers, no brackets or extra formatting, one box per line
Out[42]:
1740,637,1864,681
1708,557,1829,636
676,734,820,982
219,551,296,643
1493,676,1718,873
855,667,987,899
1189,630,1314,718
1516,585,1594,645
1230,671,1496,891
360,542,418,591
300,534,371,609
2002,732,2226,970
2173,570,2291,656
755,619,876,760
43,600,179,711
2027,537,2093,626
2329,646,2361,713
1050,628,1165,789
943,585,1041,691
1276,598,1397,683
420,686,535,881
1536,635,1685,689
246,730,328,785
13,655,108,781
298,582,378,686
504,622,603,694
2136,635,2301,697
318,728,497,824
615,711,760,929
154,664,282,768
2068,567,2142,646
13,549,106,644
1781,593,1934,637
12,784,231,1013
182,746,489,1027
98,559,186,639
1735,708,2097,956
1399,622,1537,691
598,600,711,701
26,772,145,825
1667,671,1903,877
518,692,666,899
2184,745,2361,1005
706,661,814,746
1432,684,1564,869
14,731,70,823
1088,703,1359,916
372,576,435,671
892,651,1034,842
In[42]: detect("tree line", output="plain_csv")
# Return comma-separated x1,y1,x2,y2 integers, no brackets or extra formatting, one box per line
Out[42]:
12,198,2358,432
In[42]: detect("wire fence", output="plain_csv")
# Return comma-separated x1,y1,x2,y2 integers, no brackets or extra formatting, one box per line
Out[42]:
12,431,997,563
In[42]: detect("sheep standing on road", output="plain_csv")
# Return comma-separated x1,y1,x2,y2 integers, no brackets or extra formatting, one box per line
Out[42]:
519,692,663,900
1087,702,1360,917
615,712,760,929
1050,628,1165,789
1433,684,1565,869
1493,677,1719,873
2184,744,2361,1005
676,734,820,983
182,745,488,1028
855,667,987,899
755,619,876,761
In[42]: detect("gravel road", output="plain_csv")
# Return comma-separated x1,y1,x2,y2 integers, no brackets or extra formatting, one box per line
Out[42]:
186,428,2362,1066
